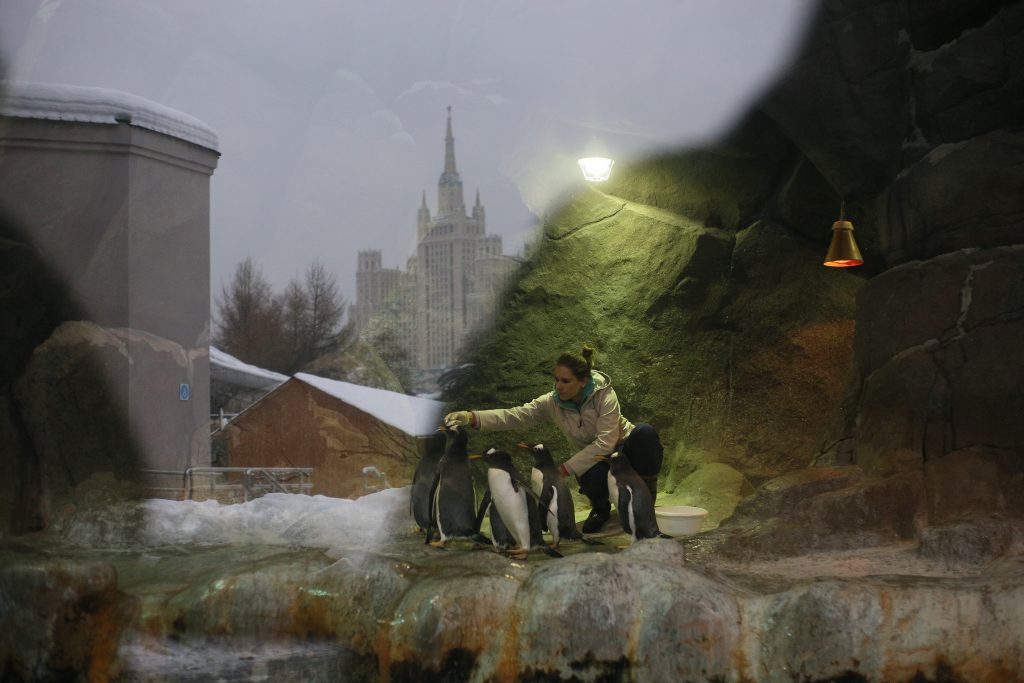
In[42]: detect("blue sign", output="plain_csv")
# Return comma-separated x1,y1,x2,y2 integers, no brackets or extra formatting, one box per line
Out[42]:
179,383,191,401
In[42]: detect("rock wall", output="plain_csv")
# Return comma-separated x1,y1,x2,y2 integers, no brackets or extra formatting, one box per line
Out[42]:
445,0,1024,540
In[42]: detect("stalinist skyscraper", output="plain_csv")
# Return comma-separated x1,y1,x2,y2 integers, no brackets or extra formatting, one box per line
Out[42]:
351,108,515,390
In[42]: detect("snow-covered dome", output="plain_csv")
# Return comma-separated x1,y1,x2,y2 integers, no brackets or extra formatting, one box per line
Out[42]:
0,81,219,152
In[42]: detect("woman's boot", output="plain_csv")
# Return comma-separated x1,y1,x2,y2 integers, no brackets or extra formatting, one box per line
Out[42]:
578,461,612,533
582,495,611,533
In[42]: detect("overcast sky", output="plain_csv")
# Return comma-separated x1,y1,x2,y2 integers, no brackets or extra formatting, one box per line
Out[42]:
0,0,813,310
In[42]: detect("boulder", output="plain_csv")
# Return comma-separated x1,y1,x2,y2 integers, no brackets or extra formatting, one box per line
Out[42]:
663,461,755,529
13,321,209,523
0,557,135,681
833,246,1024,489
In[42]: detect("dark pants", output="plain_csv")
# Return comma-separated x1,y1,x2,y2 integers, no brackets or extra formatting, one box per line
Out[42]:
578,423,663,501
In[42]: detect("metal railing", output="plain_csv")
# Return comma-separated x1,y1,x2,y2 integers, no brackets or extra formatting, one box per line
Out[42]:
141,467,314,503
186,467,314,502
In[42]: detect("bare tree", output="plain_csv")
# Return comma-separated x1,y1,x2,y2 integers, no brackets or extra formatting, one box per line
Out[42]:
304,262,344,355
217,258,353,374
279,278,309,371
215,258,282,369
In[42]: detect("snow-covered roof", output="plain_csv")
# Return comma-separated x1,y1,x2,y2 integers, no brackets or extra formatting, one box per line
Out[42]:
210,346,288,391
295,372,444,438
0,81,219,152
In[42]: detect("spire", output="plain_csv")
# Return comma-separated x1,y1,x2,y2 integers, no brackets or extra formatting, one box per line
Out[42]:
475,189,481,208
437,105,465,217
421,190,428,210
443,105,457,176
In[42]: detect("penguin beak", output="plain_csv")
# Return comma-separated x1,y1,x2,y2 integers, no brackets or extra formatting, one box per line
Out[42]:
468,454,483,460
515,442,531,450
593,454,608,462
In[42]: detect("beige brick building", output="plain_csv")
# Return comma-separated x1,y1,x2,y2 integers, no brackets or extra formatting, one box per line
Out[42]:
351,109,517,390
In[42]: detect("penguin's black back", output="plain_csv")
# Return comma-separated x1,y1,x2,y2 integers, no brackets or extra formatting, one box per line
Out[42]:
411,432,445,530
435,427,479,538
530,445,579,540
610,456,660,540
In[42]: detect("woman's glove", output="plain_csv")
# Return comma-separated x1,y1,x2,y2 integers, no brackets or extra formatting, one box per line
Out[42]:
444,411,476,429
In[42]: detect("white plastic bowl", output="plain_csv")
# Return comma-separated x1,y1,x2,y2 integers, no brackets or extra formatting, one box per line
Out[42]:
655,505,708,536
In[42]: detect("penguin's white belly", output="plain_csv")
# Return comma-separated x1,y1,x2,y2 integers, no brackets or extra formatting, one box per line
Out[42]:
547,486,560,546
488,470,531,550
624,484,638,541
530,468,543,497
607,471,619,508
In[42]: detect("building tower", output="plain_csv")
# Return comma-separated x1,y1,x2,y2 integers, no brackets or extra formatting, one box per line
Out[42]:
414,108,488,371
352,107,517,392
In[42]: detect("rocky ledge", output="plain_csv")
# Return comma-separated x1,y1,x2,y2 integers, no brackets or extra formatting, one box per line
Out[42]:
1,488,1022,682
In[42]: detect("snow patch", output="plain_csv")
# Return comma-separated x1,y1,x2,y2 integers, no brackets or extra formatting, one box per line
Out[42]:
210,346,288,390
64,488,413,550
295,372,444,437
1,81,219,151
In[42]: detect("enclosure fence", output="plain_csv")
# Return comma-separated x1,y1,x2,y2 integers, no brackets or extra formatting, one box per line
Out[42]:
141,467,314,503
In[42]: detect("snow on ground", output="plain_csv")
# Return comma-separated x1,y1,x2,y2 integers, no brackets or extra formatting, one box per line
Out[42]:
63,488,414,551
147,488,411,548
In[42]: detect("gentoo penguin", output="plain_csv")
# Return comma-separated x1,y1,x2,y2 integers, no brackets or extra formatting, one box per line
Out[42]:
519,443,601,548
603,452,669,543
473,483,516,552
411,431,446,533
607,467,619,510
428,424,489,547
471,447,560,560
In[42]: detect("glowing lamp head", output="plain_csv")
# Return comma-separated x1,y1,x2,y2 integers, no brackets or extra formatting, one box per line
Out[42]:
578,157,614,182
823,219,864,267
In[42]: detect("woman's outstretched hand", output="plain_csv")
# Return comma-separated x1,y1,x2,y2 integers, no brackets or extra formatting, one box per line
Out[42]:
444,411,475,429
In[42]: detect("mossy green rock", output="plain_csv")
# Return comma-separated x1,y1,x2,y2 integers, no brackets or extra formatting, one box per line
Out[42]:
448,170,863,482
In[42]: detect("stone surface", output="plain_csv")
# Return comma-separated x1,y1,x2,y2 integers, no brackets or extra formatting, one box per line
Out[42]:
446,187,863,485
0,553,136,681
12,321,211,525
690,467,924,561
662,461,754,529
2,493,1023,682
831,247,1024,498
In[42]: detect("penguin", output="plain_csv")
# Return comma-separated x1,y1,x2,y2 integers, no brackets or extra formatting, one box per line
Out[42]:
411,430,446,533
603,452,670,543
519,443,601,548
427,424,489,548
471,447,560,560
473,482,517,552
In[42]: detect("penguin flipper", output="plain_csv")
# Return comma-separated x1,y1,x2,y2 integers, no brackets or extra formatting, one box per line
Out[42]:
470,532,491,546
658,532,674,540
475,489,492,532
424,472,441,545
538,485,556,528
580,535,604,546
618,487,634,536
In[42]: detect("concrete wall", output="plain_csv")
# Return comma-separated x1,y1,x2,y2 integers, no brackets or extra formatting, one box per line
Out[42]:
0,108,219,474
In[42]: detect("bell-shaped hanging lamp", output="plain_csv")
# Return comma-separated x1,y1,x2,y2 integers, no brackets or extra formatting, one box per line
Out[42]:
823,200,864,267
578,157,614,182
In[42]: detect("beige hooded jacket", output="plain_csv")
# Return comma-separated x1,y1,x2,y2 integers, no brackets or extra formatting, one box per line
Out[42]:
474,370,635,477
